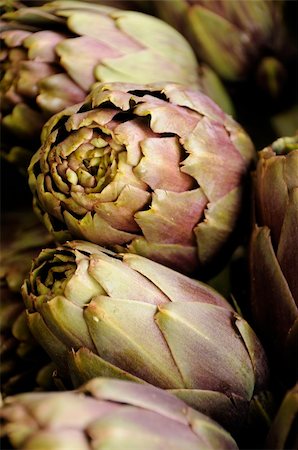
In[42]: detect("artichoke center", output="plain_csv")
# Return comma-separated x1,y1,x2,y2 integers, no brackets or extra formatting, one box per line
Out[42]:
35,251,77,297
58,131,123,194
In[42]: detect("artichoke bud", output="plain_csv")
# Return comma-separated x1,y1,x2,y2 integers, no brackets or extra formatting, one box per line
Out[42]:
29,81,255,277
22,240,269,431
250,135,298,382
1,0,208,169
152,0,295,89
0,378,239,450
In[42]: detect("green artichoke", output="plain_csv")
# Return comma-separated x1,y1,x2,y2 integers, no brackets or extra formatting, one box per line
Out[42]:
0,377,239,450
152,0,294,87
0,210,56,396
249,136,298,381
151,1,297,147
0,0,232,168
266,383,298,450
22,240,269,431
29,81,254,276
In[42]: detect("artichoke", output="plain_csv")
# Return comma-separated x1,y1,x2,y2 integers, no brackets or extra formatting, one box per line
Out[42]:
152,0,295,87
0,377,239,450
266,383,298,450
0,210,56,396
249,136,298,381
0,0,232,168
29,81,255,276
22,240,269,431
152,0,297,146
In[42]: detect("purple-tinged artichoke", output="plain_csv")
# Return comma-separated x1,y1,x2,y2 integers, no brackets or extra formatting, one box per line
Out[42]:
249,136,298,381
22,240,269,431
0,0,232,168
0,210,56,396
0,377,239,450
151,1,297,146
29,82,254,276
266,383,298,450
152,0,295,89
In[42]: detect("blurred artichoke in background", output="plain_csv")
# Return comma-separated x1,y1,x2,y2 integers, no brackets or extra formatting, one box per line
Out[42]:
0,377,239,450
249,136,298,382
271,105,298,139
266,383,298,450
22,240,269,431
29,82,254,276
153,0,295,88
152,0,298,147
0,0,232,169
0,210,56,396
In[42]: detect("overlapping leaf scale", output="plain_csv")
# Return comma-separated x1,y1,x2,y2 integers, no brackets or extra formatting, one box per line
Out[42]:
155,303,255,398
87,252,169,305
182,117,246,201
193,188,243,266
134,137,194,192
250,226,297,349
277,188,298,301
161,83,226,123
84,297,183,389
127,239,199,275
255,153,289,248
134,189,207,245
122,253,232,308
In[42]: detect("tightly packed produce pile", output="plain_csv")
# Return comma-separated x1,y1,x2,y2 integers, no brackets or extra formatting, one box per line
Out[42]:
0,1,297,449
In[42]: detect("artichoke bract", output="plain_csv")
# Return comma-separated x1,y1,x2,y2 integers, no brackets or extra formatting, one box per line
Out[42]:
0,378,239,450
22,240,269,431
249,136,298,381
29,82,255,276
0,0,232,167
266,383,298,450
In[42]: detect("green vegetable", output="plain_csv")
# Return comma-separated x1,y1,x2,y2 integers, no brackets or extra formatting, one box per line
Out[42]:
29,81,254,276
22,240,269,431
0,377,239,450
250,136,298,381
1,0,232,168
